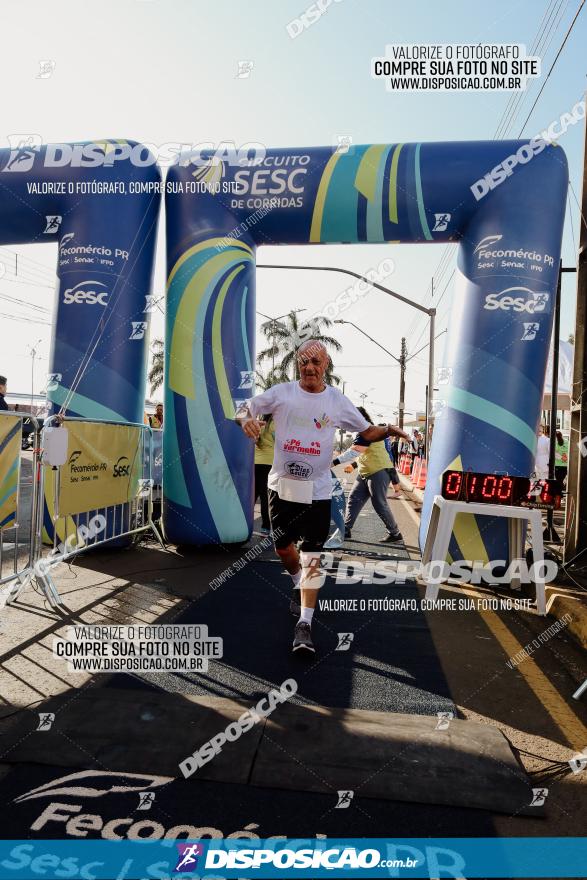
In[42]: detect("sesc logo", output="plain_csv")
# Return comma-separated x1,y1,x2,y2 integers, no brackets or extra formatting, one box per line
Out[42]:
62,280,108,306
113,456,130,478
484,287,549,314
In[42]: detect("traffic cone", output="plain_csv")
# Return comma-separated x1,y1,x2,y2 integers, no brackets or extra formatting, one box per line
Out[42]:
416,458,427,489
411,457,422,485
402,453,412,475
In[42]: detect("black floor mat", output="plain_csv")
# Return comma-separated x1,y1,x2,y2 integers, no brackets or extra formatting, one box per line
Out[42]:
0,762,497,839
105,562,454,718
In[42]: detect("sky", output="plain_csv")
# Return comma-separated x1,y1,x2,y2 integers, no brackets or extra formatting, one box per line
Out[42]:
0,0,585,422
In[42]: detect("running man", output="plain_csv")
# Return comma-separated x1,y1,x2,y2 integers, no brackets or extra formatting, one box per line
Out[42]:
334,406,403,542
237,339,409,654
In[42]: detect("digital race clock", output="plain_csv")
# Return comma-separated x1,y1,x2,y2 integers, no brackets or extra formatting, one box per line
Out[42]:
440,470,562,511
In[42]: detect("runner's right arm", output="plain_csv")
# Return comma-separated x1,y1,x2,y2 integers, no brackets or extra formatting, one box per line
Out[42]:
236,385,279,440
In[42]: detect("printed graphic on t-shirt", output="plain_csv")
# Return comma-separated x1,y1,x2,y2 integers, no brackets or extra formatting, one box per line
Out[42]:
284,460,314,479
313,412,332,429
247,381,369,500
287,410,334,431
283,438,321,456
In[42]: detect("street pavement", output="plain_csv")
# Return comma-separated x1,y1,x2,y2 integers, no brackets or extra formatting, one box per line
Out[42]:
0,470,585,846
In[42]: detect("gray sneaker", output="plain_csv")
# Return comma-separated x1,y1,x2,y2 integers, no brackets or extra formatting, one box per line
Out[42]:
289,591,301,617
292,621,315,653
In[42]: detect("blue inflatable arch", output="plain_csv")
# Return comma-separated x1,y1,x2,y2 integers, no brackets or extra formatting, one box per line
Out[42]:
164,140,568,557
0,140,160,425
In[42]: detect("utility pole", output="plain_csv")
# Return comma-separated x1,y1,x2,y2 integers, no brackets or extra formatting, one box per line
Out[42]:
339,380,346,452
29,338,42,413
398,336,407,430
260,264,437,431
545,263,562,544
565,112,587,564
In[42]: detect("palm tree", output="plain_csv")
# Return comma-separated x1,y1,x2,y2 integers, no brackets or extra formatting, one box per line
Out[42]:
257,311,342,385
255,366,285,392
148,338,164,395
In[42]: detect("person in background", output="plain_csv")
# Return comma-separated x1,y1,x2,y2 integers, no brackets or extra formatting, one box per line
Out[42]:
555,430,569,486
412,429,424,458
254,414,275,534
0,376,8,411
149,403,163,429
534,424,550,479
379,422,402,499
334,406,404,544
390,435,399,466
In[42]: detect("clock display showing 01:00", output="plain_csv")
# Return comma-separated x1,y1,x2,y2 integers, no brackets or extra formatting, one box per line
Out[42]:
441,470,562,509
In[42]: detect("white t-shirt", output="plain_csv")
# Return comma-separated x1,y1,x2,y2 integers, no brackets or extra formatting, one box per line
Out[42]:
248,381,369,500
535,434,550,478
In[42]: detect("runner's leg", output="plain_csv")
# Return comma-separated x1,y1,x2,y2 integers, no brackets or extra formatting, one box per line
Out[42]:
269,489,302,580
293,500,331,653
256,464,271,528
344,474,369,531
368,470,401,535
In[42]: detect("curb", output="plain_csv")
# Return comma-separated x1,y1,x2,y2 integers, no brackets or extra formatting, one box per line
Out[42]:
546,592,587,651
398,473,424,504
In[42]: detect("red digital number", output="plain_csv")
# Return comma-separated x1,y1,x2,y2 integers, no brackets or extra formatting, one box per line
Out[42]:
481,475,497,499
445,471,462,497
497,476,513,501
468,475,477,498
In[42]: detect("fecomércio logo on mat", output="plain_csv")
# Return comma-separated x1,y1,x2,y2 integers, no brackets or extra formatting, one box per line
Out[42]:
175,843,205,872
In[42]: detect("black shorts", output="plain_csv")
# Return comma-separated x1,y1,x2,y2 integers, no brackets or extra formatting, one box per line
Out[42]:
268,489,331,551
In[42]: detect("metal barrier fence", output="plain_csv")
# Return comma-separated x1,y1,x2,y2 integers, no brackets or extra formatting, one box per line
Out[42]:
0,412,43,608
1,416,164,611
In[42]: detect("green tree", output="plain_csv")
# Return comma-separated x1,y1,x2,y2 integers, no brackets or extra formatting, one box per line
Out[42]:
255,366,286,392
257,311,342,384
148,338,164,395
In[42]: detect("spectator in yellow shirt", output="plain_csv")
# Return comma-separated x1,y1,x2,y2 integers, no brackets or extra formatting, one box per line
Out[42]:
254,415,274,533
149,403,163,429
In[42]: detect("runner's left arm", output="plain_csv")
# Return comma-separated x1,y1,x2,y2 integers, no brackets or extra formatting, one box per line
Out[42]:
335,393,410,443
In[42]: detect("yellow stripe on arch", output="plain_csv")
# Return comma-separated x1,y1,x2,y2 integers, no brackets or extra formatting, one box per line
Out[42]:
212,264,246,418
169,249,251,399
388,144,403,223
167,237,253,288
310,153,342,242
442,454,489,564
354,144,387,202
453,512,490,564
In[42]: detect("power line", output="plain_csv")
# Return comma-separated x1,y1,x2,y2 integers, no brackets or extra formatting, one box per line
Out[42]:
407,0,583,348
518,0,586,135
0,247,55,283
494,0,569,139
0,311,51,326
0,292,51,314
567,189,578,257
410,270,455,351
569,178,587,233
0,244,57,275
